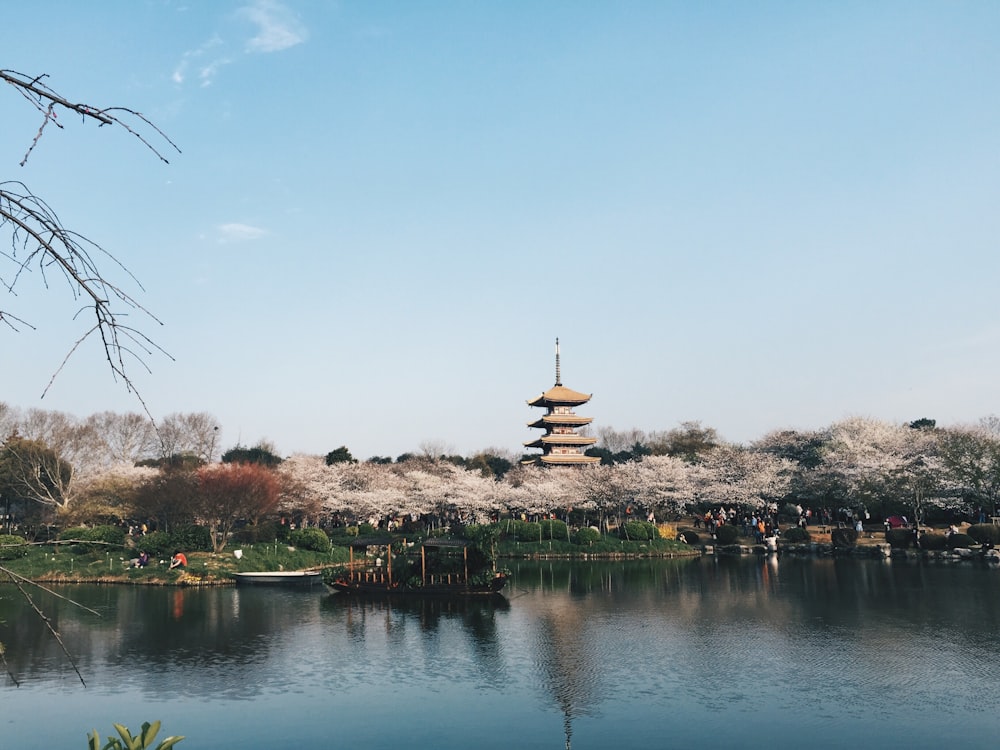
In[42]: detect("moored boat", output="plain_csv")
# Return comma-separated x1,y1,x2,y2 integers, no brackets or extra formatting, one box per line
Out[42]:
234,570,323,587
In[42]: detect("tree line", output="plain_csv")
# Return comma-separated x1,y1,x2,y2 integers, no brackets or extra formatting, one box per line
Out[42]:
3,403,1000,544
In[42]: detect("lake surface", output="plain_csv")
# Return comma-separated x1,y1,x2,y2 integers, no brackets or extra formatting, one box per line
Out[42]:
3,555,1000,749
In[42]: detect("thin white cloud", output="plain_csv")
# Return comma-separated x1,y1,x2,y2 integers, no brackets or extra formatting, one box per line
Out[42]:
218,223,267,243
172,3,304,86
173,35,230,87
239,0,308,53
198,57,234,88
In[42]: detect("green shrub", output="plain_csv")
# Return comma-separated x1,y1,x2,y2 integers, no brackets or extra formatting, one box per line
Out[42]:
539,519,569,540
0,534,27,560
919,532,947,550
233,521,282,544
512,521,542,541
946,532,976,549
139,531,175,558
679,530,700,545
620,520,659,541
573,527,601,545
713,524,740,545
171,525,212,552
831,528,858,548
782,526,811,543
357,523,377,536
288,527,332,553
462,523,501,556
885,528,915,549
967,524,1000,545
60,526,91,541
89,525,126,545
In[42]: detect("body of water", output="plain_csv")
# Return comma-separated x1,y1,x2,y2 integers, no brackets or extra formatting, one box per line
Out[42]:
2,555,1000,749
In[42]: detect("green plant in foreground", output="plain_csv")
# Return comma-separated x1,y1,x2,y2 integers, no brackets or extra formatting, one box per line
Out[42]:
87,721,183,750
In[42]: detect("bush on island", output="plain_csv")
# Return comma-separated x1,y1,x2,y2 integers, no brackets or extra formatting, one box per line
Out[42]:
288,527,332,553
573,527,601,546
967,524,1000,545
831,528,858,548
713,524,740,545
918,532,947,551
781,526,811,543
140,531,175,558
512,520,542,541
234,520,281,544
946,532,976,550
885,528,915,549
621,520,659,541
540,519,569,540
172,525,212,552
0,534,27,560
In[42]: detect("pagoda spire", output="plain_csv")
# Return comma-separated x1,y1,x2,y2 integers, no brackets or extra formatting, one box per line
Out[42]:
555,337,561,386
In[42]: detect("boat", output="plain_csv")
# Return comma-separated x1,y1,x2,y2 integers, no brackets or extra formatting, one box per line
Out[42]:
325,537,508,596
234,570,323,587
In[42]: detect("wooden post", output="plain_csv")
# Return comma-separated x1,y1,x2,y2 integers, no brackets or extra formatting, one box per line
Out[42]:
463,545,468,584
421,544,427,586
387,544,392,585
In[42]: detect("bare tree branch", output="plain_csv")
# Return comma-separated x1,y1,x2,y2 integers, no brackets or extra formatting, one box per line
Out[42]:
1,69,180,401
1,69,181,165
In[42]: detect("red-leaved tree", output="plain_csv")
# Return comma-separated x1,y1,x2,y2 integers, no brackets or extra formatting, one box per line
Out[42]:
196,463,279,553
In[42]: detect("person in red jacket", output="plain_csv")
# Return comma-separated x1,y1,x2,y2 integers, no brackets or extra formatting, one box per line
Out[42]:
169,551,188,570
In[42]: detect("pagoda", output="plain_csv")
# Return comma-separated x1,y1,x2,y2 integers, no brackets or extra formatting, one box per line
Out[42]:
523,339,600,465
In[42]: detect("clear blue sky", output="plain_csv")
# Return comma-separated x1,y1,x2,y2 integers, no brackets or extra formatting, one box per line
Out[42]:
4,1,999,460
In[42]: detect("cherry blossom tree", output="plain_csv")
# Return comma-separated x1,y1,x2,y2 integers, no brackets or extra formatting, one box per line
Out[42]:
338,461,408,522
693,446,794,512
275,453,337,523
632,455,696,517
571,463,645,529
817,417,947,525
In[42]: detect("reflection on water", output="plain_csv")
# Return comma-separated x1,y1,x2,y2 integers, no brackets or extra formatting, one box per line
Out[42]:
3,556,1000,749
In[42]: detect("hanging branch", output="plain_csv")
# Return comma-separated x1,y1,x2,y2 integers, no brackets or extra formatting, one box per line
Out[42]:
0,68,180,400
0,69,180,166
